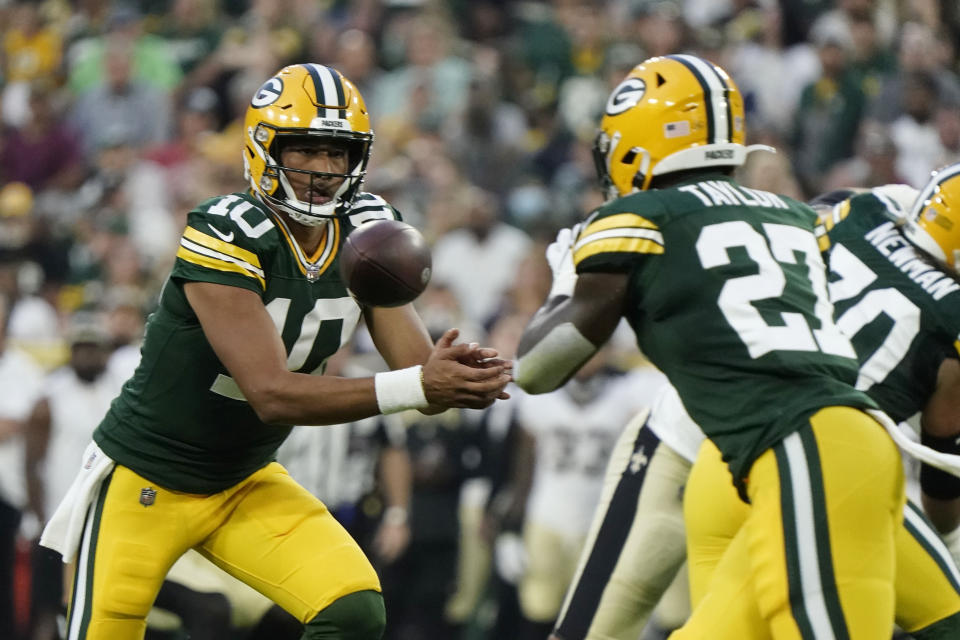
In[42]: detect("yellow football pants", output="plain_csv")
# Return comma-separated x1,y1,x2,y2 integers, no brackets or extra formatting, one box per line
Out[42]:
685,435,960,637
66,462,380,640
672,406,905,639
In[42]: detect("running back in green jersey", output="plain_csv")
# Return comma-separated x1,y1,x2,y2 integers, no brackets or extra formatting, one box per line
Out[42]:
818,192,960,423
94,191,401,494
572,173,875,482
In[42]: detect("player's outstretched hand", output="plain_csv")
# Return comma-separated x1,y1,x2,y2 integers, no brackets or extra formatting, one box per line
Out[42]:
422,329,512,410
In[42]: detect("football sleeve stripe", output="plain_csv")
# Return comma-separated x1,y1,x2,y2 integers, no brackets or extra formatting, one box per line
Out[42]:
814,200,852,253
581,212,659,236
573,228,664,265
183,226,262,269
176,243,266,290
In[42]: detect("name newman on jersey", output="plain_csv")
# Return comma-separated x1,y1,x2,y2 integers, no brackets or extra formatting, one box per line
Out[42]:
865,221,960,301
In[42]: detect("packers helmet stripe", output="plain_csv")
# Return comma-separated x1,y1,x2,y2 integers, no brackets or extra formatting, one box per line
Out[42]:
667,55,731,144
305,64,346,120
703,61,733,144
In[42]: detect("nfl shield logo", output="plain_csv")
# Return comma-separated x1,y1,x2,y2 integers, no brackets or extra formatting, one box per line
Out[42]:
140,487,157,507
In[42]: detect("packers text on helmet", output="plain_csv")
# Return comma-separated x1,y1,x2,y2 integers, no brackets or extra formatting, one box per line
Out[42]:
593,54,772,199
244,64,373,225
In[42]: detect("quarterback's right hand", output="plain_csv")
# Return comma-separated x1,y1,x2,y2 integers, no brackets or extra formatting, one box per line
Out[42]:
421,329,512,410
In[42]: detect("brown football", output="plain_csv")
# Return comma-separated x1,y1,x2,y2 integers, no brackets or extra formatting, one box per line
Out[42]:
339,219,432,307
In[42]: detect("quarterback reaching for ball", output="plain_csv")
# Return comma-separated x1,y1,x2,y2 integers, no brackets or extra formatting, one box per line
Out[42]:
516,54,906,638
40,63,511,640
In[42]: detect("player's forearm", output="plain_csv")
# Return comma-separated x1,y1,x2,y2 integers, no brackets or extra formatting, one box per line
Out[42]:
247,372,382,425
365,304,433,370
516,272,627,394
379,447,412,511
516,298,597,394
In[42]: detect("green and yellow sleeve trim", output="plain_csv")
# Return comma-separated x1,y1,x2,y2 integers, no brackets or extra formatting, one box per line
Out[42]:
814,200,852,252
573,212,664,265
177,226,266,289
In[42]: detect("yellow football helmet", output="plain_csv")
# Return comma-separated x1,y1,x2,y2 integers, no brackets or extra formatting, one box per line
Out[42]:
904,163,960,270
244,63,373,225
593,54,772,198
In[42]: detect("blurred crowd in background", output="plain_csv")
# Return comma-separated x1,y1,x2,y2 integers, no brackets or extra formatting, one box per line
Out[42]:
0,0,958,639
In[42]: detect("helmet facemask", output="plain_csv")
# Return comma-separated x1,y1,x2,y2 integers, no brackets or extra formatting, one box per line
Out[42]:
592,129,650,202
252,126,372,226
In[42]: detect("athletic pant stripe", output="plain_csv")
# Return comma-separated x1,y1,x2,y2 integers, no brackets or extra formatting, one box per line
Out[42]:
797,427,849,639
666,55,729,144
777,431,848,640
904,501,960,594
67,470,113,640
774,440,814,638
553,421,660,639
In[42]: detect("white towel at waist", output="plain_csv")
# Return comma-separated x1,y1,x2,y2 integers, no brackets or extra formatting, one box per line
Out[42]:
869,409,960,479
39,441,115,563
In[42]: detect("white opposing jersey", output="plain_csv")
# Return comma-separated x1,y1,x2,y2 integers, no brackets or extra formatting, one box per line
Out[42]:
521,366,668,535
42,367,126,516
647,382,706,464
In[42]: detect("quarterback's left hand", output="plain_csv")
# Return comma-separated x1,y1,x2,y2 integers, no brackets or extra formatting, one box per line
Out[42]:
546,225,581,298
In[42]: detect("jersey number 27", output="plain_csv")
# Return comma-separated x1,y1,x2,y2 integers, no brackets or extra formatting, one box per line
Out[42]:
696,221,856,360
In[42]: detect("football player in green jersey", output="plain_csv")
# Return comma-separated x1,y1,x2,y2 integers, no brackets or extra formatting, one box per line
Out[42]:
680,175,960,639
39,64,511,640
546,176,960,640
517,54,904,638
812,176,960,540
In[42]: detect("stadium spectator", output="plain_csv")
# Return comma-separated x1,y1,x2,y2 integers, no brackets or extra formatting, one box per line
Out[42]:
0,82,84,192
68,35,172,157
1,1,62,86
67,6,182,95
791,19,866,196
432,186,532,326
889,71,949,188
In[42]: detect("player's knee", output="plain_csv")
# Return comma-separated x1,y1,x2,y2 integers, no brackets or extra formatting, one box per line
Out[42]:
303,590,385,640
921,432,960,501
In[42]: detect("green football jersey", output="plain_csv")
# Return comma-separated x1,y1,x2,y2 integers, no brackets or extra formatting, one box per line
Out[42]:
94,191,401,494
573,173,874,482
820,192,960,423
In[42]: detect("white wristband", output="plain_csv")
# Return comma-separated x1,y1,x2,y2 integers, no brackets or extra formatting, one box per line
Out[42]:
375,365,429,414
